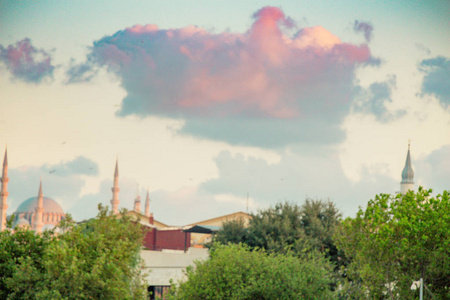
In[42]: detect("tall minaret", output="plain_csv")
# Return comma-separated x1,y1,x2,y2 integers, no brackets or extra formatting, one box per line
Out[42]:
111,158,120,215
34,179,44,233
0,147,9,231
134,185,141,214
145,188,150,217
400,142,414,194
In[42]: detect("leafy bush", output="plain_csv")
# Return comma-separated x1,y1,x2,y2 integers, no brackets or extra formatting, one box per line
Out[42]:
169,243,337,300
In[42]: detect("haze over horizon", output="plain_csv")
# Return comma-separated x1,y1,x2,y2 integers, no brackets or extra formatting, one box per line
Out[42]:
1,1,449,225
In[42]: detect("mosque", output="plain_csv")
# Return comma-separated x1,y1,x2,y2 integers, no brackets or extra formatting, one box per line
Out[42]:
0,145,416,233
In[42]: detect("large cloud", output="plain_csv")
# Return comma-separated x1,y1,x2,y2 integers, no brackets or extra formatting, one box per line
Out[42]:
419,56,450,107
68,6,378,147
0,38,55,83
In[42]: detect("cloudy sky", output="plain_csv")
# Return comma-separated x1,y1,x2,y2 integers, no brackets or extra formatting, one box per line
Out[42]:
0,0,449,225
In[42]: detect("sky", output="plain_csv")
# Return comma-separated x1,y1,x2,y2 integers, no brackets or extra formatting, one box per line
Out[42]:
0,0,449,226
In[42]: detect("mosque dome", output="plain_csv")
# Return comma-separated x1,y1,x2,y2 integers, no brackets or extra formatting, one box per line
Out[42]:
15,197,65,214
13,196,66,229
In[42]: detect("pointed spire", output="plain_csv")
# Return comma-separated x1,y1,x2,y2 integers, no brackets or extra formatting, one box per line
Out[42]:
1,146,9,231
114,157,119,178
401,143,414,183
111,158,120,214
145,188,150,217
1,146,8,181
400,142,414,194
2,146,7,178
2,146,7,165
35,179,44,233
38,178,43,199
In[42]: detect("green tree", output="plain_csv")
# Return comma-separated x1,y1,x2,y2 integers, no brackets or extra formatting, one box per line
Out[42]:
0,205,148,300
0,226,54,299
214,217,248,245
214,200,343,261
300,199,345,268
336,188,450,299
169,243,337,300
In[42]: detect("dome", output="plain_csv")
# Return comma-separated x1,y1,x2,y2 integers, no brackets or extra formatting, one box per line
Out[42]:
15,197,65,214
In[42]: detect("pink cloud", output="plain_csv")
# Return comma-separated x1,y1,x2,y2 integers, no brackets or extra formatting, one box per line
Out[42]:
68,6,378,146
0,38,55,83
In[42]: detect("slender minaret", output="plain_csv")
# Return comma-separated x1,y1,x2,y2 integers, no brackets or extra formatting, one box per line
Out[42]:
145,188,150,217
134,184,141,213
111,158,120,214
0,147,9,231
34,179,44,233
400,142,414,194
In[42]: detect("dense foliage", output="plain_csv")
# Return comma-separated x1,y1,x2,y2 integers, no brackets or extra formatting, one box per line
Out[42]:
0,205,148,300
214,200,342,264
169,243,337,300
336,188,450,299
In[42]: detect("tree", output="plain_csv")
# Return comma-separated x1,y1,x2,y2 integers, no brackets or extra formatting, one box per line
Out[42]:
0,205,148,300
300,199,344,267
0,226,54,300
336,188,450,299
169,243,337,300
213,217,248,245
214,200,343,261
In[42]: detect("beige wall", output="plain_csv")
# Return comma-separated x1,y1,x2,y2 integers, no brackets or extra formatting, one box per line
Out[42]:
141,247,209,286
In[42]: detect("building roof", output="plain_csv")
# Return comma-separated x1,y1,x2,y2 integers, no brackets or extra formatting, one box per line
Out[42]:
187,211,251,227
15,197,65,214
183,225,221,234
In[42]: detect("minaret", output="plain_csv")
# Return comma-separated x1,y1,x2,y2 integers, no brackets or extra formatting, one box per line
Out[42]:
34,179,44,233
134,185,141,214
111,158,120,214
400,142,414,194
0,147,9,231
145,188,150,217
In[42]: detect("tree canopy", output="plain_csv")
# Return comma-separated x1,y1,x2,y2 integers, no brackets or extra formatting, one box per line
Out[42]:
0,205,148,300
169,243,337,300
336,188,450,299
214,200,342,263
